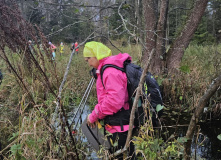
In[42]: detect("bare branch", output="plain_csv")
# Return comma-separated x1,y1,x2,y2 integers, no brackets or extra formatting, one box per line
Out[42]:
169,7,192,13
184,73,221,159
37,0,119,9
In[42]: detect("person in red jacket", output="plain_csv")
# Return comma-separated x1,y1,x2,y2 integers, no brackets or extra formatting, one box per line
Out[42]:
70,41,79,54
74,41,79,54
83,41,136,160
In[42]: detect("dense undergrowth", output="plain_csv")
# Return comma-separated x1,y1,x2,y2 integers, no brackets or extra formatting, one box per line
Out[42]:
0,43,220,159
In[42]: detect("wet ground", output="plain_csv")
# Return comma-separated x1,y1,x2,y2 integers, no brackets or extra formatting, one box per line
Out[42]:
194,120,221,160
70,104,221,160
161,118,221,160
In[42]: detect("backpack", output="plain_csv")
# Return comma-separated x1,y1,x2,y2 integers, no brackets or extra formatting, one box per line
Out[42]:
100,60,163,129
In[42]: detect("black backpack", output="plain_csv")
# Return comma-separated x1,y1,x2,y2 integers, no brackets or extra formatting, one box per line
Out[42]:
100,60,163,129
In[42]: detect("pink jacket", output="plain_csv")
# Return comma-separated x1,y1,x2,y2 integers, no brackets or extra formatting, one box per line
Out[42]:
89,53,132,133
50,44,56,52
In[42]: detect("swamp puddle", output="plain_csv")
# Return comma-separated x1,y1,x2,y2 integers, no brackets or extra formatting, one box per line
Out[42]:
165,120,221,160
68,104,101,160
192,120,221,159
69,104,221,160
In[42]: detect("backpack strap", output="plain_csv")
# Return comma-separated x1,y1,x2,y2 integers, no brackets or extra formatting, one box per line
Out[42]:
100,64,125,89
100,64,128,131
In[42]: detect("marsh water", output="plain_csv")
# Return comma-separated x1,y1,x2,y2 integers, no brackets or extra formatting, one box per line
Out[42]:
68,104,101,159
193,120,221,159
164,120,221,160
70,105,221,160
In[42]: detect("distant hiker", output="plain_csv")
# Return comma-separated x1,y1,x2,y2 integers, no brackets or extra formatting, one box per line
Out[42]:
70,41,79,54
59,42,64,56
74,41,79,54
49,42,57,60
70,43,74,51
28,40,33,53
83,41,136,160
39,44,44,51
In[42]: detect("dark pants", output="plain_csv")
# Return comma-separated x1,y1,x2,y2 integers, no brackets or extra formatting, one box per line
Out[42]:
0,142,3,160
107,131,136,160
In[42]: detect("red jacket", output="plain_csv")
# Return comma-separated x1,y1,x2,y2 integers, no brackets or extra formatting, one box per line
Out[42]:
74,42,79,51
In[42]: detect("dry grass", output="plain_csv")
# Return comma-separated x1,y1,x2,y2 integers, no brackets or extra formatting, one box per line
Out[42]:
0,43,220,159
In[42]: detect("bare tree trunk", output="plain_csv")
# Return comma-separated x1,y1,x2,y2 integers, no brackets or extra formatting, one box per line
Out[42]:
184,74,221,160
166,0,208,73
99,0,104,42
135,0,143,44
142,0,158,65
151,0,169,75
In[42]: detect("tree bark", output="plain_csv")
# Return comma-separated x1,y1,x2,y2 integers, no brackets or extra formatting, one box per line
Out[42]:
184,73,221,160
135,0,143,43
166,0,208,73
151,0,169,75
142,0,158,65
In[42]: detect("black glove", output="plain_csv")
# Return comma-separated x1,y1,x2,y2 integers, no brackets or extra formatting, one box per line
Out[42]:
90,68,97,79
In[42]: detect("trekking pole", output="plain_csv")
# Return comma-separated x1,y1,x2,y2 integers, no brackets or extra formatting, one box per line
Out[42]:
70,77,94,125
78,78,95,125
70,77,95,127
71,78,94,129
73,77,95,131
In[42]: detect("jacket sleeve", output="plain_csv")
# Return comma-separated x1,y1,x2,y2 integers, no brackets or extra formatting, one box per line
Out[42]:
89,68,128,123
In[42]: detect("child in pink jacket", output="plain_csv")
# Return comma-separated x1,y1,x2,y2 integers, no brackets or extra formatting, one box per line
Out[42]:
49,42,57,60
83,41,135,160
